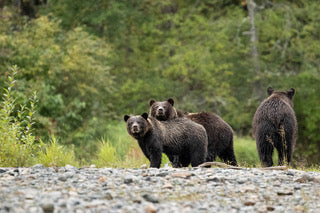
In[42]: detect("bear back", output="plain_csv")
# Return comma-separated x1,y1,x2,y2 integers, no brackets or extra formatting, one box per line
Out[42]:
253,87,297,134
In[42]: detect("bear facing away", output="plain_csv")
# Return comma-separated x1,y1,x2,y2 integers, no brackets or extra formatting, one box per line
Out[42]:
124,112,208,168
149,99,237,166
252,87,297,167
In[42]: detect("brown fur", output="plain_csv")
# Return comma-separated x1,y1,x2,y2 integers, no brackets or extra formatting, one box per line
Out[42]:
149,99,237,166
252,87,297,167
124,113,208,168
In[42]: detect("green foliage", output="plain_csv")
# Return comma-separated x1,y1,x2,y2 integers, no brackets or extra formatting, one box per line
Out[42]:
93,138,118,168
1,0,320,164
0,66,39,167
94,122,171,168
233,137,260,167
0,13,115,160
290,71,320,164
233,137,280,167
36,136,78,167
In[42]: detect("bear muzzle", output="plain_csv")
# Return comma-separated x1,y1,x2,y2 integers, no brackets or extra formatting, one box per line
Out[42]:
157,108,164,115
131,124,140,133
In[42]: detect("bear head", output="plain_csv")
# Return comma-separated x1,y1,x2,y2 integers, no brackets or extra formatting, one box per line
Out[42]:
124,113,150,139
267,87,295,106
149,98,178,121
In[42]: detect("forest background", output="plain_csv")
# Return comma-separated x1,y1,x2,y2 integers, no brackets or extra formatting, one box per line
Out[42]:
0,0,319,167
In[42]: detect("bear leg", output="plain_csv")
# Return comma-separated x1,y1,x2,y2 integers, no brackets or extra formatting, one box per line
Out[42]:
275,143,284,166
206,148,217,162
190,147,206,167
272,133,285,166
149,152,162,168
218,146,238,166
168,154,181,168
257,134,274,167
276,122,295,166
284,130,295,166
179,154,191,167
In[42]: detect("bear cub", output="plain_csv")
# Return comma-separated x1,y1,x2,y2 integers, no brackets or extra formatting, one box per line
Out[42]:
252,87,297,167
124,112,208,168
149,98,237,166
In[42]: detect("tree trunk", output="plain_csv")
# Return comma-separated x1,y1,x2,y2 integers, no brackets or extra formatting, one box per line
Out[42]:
247,0,263,101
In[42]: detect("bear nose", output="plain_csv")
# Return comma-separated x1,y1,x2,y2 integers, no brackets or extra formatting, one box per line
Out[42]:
158,108,164,114
132,124,139,132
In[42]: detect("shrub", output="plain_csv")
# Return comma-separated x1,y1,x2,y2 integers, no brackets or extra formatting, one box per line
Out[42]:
93,138,118,168
0,66,39,167
36,136,78,167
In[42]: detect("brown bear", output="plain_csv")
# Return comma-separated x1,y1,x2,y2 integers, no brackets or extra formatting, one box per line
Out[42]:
149,99,237,166
124,112,208,168
252,87,297,167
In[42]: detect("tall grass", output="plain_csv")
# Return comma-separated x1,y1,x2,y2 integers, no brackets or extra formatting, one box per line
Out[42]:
104,121,134,160
93,138,118,167
36,136,78,167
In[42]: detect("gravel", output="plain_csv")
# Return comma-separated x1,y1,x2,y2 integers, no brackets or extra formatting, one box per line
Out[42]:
0,164,320,213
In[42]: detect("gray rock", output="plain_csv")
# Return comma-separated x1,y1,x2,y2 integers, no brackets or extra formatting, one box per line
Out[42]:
157,172,169,177
32,164,44,169
124,177,133,184
0,166,319,212
142,194,159,203
237,178,247,184
58,175,67,182
41,201,54,213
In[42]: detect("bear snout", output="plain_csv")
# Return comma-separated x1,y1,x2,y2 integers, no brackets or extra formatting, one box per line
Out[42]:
157,107,164,115
131,123,140,133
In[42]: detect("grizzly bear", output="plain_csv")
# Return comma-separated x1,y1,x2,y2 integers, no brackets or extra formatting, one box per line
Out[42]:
124,112,208,168
252,87,297,167
149,99,237,166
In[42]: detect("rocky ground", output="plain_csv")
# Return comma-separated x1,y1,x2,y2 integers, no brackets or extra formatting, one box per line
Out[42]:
0,164,320,213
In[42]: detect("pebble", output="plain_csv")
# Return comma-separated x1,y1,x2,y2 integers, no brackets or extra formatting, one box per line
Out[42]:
0,166,319,212
41,201,55,213
142,194,159,203
145,204,157,213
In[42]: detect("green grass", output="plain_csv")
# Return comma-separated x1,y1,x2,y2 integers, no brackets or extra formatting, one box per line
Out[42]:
233,137,260,167
36,136,78,167
104,121,134,160
234,136,281,167
94,123,170,168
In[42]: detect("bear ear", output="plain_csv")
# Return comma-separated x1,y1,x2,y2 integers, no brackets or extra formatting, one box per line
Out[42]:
149,100,155,106
167,98,174,106
124,115,130,122
287,88,295,99
267,87,274,96
141,112,148,120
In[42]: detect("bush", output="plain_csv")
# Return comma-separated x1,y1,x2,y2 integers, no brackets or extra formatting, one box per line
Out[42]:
36,136,78,167
0,66,39,167
93,138,118,168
